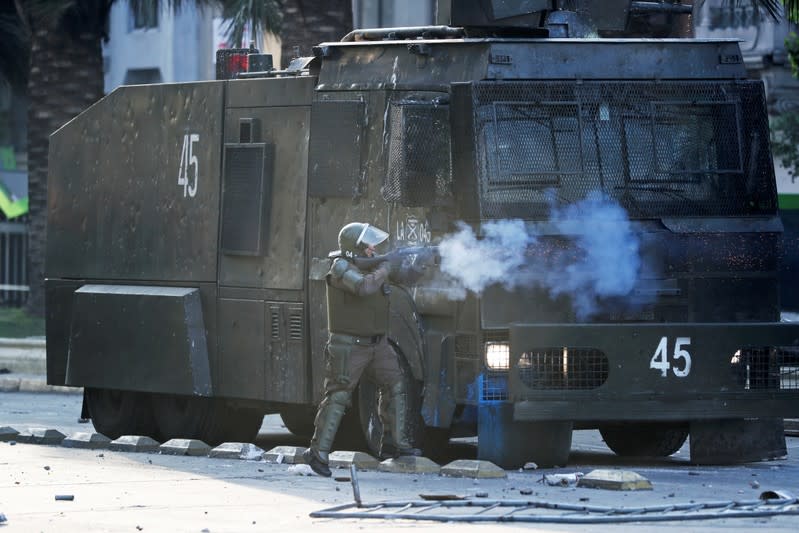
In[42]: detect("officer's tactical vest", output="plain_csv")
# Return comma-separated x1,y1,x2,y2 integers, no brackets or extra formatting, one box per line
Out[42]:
326,258,389,336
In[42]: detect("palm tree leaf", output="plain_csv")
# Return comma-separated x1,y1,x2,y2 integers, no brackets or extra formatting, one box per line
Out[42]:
221,0,283,48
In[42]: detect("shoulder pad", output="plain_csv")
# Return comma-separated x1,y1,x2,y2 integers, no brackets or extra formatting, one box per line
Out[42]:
329,258,351,279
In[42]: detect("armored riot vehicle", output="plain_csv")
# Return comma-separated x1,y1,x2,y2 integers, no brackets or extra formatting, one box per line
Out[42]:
46,0,799,467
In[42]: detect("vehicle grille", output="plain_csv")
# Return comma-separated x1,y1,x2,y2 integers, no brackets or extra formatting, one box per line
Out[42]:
517,347,609,390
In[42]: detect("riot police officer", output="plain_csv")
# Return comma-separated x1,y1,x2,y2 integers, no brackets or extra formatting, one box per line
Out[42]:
303,222,421,477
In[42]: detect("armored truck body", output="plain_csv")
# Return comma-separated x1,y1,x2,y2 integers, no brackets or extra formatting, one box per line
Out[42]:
46,7,799,466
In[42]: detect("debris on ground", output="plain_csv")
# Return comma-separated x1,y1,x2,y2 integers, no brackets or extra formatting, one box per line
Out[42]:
419,494,465,501
54,495,74,501
577,469,652,491
541,472,584,486
287,464,314,476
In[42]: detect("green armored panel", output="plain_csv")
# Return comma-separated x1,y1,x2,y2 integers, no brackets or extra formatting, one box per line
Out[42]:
46,81,224,282
66,285,211,396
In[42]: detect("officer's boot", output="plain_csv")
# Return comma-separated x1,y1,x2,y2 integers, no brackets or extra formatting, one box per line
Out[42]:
304,390,349,477
379,381,422,459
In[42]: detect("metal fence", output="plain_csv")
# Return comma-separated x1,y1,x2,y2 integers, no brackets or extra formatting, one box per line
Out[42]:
0,221,27,307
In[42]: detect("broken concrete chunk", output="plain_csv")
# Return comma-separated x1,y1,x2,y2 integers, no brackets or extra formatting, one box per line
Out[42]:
542,472,584,486
577,469,653,491
109,435,160,453
263,446,305,464
379,456,441,474
329,451,379,470
159,439,211,456
210,442,265,461
61,432,112,450
287,464,314,476
440,460,506,479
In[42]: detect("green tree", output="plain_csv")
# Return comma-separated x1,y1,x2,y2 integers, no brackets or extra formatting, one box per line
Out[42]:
771,22,799,180
16,0,281,317
278,0,352,69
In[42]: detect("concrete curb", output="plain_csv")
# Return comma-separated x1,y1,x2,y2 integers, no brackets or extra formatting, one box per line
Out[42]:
0,337,47,375
0,375,81,394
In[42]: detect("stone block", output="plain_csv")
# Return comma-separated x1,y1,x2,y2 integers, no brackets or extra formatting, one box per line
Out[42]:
440,459,506,479
0,426,19,442
262,446,305,464
577,469,653,491
329,451,379,470
379,456,441,474
62,432,112,449
27,428,67,445
109,435,160,453
159,439,211,456
209,442,265,461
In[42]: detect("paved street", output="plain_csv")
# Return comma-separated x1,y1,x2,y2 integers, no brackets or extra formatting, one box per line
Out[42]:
2,391,799,532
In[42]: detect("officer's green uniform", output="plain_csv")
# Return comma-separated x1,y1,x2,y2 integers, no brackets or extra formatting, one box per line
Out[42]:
305,223,418,476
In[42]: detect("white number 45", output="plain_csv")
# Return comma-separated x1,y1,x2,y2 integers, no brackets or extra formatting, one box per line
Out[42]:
650,336,692,378
178,133,199,198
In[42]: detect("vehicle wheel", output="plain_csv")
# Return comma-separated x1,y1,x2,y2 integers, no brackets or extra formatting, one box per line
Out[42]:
151,394,263,445
478,403,572,469
279,405,317,438
85,387,159,440
599,422,688,457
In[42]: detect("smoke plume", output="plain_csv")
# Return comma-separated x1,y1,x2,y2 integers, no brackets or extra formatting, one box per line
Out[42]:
436,191,641,319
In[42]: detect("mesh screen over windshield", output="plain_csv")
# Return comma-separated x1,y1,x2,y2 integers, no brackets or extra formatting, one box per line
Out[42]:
471,81,777,219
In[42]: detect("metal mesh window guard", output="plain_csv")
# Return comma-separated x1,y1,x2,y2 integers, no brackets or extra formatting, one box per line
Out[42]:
731,347,799,390
384,101,453,207
472,81,776,219
517,347,609,390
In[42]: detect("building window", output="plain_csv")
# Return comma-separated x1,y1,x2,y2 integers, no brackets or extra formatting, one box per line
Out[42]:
130,2,158,30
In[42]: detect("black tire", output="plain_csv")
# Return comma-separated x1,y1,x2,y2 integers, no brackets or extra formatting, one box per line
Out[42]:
599,422,689,457
85,387,159,440
151,394,263,446
279,405,317,438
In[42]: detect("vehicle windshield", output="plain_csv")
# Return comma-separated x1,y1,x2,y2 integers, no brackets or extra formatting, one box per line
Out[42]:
473,81,777,219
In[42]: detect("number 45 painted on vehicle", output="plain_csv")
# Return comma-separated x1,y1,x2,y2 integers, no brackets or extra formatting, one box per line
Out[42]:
650,336,692,377
178,133,199,198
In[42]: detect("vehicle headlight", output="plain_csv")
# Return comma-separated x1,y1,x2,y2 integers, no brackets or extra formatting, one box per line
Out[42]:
485,342,510,370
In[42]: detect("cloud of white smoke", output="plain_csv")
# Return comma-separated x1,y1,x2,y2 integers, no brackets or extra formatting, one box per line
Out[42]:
436,191,641,319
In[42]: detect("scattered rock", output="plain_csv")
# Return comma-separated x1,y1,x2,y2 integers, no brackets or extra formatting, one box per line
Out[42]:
523,462,538,470
519,488,533,495
542,473,584,486
750,480,761,489
577,469,653,491
287,464,314,476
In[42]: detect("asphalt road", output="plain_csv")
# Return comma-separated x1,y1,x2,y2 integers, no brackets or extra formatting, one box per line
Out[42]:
2,391,799,532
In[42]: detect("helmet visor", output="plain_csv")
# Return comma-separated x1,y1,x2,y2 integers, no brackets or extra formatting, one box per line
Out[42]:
356,224,389,251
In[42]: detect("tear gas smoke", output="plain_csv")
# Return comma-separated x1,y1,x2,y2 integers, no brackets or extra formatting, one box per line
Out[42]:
436,191,641,319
